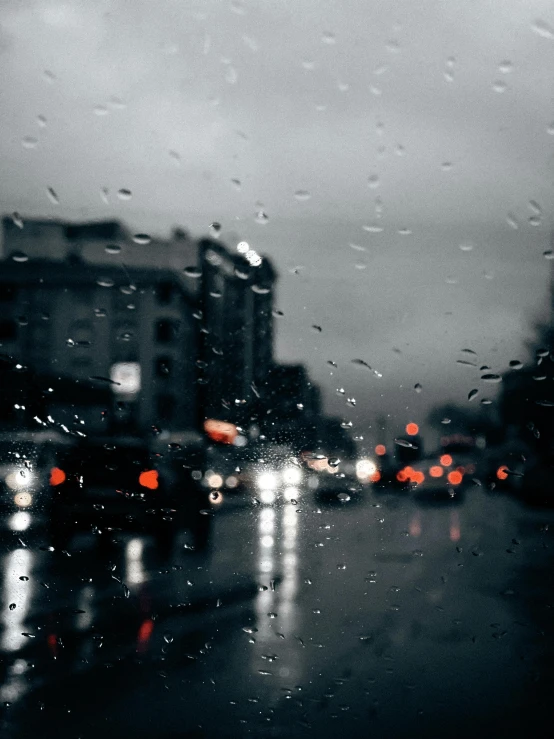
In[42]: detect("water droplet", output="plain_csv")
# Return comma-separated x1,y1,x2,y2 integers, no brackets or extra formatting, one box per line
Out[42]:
395,438,418,449
506,213,519,229
184,265,202,278
163,632,174,644
209,222,221,236
414,383,423,393
481,373,501,383
97,277,115,288
532,19,554,40
481,398,492,405
224,65,238,84
468,388,479,401
169,150,181,163
47,187,59,204
346,397,356,407
498,60,512,73
367,174,380,189
255,211,269,224
93,105,109,116
105,244,121,255
117,188,132,200
108,97,126,110
547,122,554,135
267,612,278,619
509,360,523,369
294,190,311,201
337,492,351,503
337,564,346,570
94,308,107,318
492,80,507,93
43,69,56,82
543,250,554,260
11,251,29,263
9,603,16,611
22,136,38,149
132,233,151,245
459,242,474,252
19,576,29,581
441,162,453,171
322,31,336,44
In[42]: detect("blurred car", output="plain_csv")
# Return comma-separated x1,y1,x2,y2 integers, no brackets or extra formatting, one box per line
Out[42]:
300,451,361,503
49,433,210,552
400,453,468,503
356,452,409,492
0,429,75,519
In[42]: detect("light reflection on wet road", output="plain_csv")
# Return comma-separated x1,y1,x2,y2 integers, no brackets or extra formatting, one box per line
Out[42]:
1,485,553,738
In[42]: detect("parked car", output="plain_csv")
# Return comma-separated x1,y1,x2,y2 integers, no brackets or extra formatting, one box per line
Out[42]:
49,433,210,553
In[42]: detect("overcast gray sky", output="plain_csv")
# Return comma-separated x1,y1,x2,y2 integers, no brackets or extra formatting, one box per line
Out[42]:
1,0,554,437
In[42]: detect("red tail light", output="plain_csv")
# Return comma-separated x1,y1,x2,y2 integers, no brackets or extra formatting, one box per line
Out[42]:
139,470,159,490
447,470,463,485
50,467,66,486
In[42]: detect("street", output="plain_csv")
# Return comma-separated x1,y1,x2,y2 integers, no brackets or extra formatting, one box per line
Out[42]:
1,484,553,738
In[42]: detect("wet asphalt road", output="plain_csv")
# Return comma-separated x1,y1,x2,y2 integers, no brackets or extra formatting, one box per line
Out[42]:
1,484,554,739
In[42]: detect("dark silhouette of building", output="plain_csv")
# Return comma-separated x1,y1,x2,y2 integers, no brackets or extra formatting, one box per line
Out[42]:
198,238,277,424
0,260,199,435
1,216,353,457
1,216,197,273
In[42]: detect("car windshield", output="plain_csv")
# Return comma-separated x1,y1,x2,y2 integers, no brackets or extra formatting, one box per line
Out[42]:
1,2,554,737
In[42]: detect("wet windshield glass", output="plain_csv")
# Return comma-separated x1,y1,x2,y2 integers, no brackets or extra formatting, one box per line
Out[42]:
1,2,554,738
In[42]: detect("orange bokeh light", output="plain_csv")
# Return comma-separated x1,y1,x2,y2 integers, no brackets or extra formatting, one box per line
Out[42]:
396,470,407,482
375,444,386,456
204,419,238,445
139,470,159,490
406,423,419,436
49,467,66,486
429,465,443,478
412,471,425,484
496,465,509,481
440,454,453,467
447,470,463,485
370,470,381,483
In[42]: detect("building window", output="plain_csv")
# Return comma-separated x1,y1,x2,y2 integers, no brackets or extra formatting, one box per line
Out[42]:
0,320,17,341
156,280,173,305
156,393,175,421
156,319,178,343
155,356,172,378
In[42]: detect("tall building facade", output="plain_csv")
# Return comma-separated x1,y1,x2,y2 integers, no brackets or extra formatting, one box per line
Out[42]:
198,238,277,423
0,260,199,435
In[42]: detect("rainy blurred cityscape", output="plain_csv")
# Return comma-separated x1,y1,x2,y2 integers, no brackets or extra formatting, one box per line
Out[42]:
1,215,554,738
